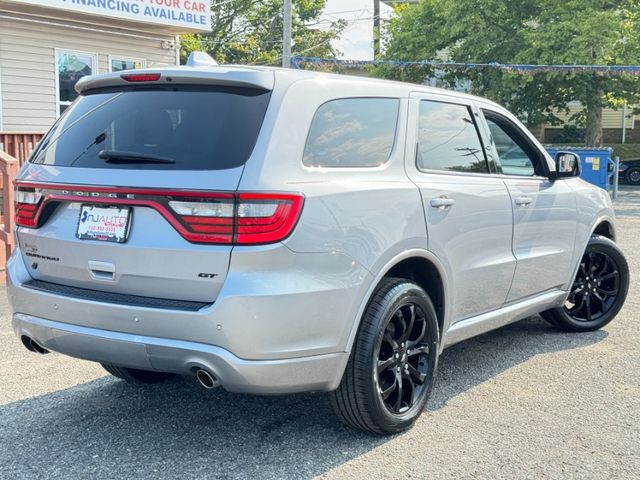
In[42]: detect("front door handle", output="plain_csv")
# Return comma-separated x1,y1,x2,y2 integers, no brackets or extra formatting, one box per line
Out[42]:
514,196,532,206
430,197,455,209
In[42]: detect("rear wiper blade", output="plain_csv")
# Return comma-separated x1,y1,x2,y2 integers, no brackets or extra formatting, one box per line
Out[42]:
98,150,176,164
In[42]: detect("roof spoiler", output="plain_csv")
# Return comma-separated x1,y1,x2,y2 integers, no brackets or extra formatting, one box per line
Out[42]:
75,54,274,94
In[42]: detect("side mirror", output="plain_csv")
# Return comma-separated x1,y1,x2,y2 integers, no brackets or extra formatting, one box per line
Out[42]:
553,151,581,179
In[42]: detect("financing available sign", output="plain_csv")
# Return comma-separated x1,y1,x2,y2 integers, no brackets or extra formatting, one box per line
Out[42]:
22,0,212,31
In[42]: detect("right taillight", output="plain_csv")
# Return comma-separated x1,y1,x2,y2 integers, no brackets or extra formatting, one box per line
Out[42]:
167,193,304,245
235,193,304,245
14,182,304,246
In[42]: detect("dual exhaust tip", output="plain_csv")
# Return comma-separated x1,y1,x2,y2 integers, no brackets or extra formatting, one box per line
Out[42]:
195,369,220,389
21,335,49,355
22,335,220,390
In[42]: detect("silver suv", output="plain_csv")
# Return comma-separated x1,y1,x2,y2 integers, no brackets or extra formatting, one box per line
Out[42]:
8,53,629,434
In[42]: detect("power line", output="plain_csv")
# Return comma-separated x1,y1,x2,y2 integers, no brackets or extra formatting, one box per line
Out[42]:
292,57,640,75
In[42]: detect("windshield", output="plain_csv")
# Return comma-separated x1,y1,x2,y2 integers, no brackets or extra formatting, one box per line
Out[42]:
30,85,271,170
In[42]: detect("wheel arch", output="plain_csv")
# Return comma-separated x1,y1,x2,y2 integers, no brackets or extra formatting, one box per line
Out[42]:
345,249,449,354
567,215,617,292
592,219,616,241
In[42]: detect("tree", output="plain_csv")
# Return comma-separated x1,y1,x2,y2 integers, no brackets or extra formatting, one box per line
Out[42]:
181,0,345,66
378,0,640,146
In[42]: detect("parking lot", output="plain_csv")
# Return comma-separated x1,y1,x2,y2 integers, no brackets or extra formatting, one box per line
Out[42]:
0,188,638,480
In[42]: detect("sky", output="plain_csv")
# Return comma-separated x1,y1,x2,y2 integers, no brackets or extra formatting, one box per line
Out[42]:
320,0,393,60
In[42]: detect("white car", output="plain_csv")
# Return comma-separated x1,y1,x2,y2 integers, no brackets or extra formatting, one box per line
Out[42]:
8,53,629,434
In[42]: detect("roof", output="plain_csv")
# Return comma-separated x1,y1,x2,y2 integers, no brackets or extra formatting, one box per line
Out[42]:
74,59,502,110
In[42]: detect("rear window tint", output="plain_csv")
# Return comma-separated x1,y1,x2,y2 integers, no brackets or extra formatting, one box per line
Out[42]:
303,98,399,168
30,85,271,170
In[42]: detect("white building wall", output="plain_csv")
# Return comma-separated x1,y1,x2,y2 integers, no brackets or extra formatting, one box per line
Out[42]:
0,13,178,132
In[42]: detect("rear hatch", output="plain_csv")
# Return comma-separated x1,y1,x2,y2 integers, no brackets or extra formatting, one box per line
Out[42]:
15,74,272,305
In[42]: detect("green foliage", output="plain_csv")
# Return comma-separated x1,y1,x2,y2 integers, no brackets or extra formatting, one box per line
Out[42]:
180,0,344,66
378,0,640,146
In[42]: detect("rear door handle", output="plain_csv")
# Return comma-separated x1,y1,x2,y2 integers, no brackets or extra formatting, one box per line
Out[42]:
430,197,455,209
514,196,532,206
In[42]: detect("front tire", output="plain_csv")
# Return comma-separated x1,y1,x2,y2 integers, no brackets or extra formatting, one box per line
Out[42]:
101,364,176,384
330,278,439,435
542,235,629,332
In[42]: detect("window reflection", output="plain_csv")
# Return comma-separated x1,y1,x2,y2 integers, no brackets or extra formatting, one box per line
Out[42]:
303,98,399,168
485,118,536,176
417,101,488,173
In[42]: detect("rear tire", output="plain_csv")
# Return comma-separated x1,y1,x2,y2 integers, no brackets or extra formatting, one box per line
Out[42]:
542,235,629,332
330,278,439,435
101,364,176,384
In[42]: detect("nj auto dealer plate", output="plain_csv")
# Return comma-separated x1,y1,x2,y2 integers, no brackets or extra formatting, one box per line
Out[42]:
77,205,131,243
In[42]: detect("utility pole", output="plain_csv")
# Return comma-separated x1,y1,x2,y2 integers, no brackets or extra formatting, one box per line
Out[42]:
283,0,292,68
373,0,380,57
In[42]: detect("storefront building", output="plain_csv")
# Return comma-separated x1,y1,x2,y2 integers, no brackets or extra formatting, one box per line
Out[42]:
0,0,211,135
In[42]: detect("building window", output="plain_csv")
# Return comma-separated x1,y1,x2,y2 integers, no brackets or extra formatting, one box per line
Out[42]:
110,57,146,72
56,50,96,116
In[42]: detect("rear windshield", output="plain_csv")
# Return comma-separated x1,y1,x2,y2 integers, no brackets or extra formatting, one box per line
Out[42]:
30,85,271,170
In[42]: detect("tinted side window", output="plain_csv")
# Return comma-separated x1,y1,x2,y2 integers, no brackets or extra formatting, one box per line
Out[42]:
303,98,399,168
484,116,538,176
416,101,488,174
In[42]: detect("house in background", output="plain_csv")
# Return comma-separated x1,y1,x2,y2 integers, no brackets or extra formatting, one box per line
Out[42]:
542,102,639,144
0,0,211,155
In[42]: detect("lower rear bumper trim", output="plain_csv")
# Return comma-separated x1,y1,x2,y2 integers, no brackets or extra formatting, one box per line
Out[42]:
12,313,348,395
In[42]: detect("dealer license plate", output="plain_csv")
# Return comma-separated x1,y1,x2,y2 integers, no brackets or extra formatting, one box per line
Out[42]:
76,205,131,243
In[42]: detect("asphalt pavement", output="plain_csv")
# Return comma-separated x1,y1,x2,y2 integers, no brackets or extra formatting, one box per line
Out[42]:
0,189,638,479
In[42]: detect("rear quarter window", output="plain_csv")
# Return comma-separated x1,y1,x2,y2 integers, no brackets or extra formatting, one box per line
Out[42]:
30,85,271,170
302,98,400,168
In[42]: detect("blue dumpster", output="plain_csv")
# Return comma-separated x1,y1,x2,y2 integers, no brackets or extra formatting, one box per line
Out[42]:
545,146,613,190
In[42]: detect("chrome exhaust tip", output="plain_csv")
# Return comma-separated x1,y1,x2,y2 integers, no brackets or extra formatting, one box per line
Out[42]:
20,335,49,354
195,369,220,389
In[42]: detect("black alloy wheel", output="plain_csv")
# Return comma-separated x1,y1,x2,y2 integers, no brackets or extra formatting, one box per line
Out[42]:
542,235,629,332
376,303,432,414
565,249,620,322
331,278,439,434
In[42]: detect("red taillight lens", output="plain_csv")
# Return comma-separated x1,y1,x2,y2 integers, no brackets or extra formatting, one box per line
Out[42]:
168,193,304,245
235,194,304,245
14,182,304,245
168,197,235,244
15,187,43,227
120,73,161,82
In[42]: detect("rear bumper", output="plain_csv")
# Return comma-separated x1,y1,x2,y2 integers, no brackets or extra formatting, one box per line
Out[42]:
12,313,347,394
7,244,370,394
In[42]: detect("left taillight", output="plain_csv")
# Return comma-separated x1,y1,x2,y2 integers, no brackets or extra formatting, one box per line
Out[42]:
15,186,43,228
